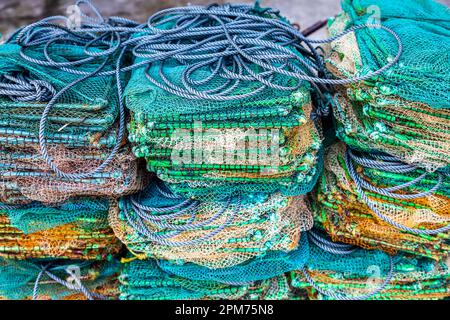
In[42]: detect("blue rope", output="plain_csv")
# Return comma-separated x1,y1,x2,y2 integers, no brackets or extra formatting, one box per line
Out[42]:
32,263,106,300
307,229,357,255
345,148,450,235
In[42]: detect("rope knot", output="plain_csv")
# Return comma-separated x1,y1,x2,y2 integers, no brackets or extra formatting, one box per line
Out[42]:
0,73,56,102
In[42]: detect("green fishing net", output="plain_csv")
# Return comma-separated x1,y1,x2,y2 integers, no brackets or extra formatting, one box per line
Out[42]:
156,232,310,284
0,199,123,260
110,179,312,269
326,0,450,171
0,36,144,205
119,258,291,300
291,240,450,300
313,143,449,261
0,258,120,300
124,5,324,200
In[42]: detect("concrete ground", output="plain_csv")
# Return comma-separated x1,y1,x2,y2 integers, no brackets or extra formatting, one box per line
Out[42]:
1,0,449,41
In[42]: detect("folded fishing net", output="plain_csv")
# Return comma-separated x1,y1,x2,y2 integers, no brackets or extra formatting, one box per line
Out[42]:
0,2,146,205
325,0,450,171
313,143,449,261
155,231,309,283
291,235,450,300
124,3,326,200
0,199,122,260
119,258,292,300
110,178,313,268
0,258,120,300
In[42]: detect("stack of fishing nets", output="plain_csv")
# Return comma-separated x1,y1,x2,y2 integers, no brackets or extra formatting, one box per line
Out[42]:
0,1,147,300
313,143,449,261
291,231,450,300
124,3,325,200
0,258,120,300
118,233,311,300
0,1,144,205
0,199,122,260
110,177,313,269
325,0,450,171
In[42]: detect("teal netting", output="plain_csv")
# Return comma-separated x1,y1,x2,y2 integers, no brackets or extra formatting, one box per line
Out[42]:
0,258,120,300
292,240,450,300
0,199,122,260
119,258,291,300
2,198,109,234
124,4,324,199
326,0,450,170
313,142,450,261
157,232,309,284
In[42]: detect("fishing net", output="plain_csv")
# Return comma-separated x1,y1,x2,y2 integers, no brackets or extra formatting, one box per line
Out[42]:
0,199,122,260
0,258,120,300
156,232,310,284
313,143,449,261
109,178,312,269
291,239,450,300
119,258,291,300
0,3,146,205
325,0,450,171
124,3,325,199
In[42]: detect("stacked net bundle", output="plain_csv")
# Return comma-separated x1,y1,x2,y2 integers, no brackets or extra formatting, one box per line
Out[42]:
110,178,313,269
0,2,146,205
325,0,450,171
313,143,449,261
119,258,292,300
291,235,450,300
155,232,310,285
0,199,122,260
124,3,325,199
0,258,120,300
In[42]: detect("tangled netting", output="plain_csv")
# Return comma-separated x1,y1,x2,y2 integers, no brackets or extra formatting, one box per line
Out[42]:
0,199,122,260
119,258,292,300
292,237,450,300
110,178,313,268
0,258,120,300
313,143,450,261
326,0,450,171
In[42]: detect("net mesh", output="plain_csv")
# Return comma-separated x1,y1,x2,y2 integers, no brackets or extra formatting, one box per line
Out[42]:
0,41,145,205
291,241,450,300
119,258,291,300
313,142,449,261
0,258,120,300
124,6,324,199
0,199,122,260
325,0,450,171
157,232,310,284
109,179,313,269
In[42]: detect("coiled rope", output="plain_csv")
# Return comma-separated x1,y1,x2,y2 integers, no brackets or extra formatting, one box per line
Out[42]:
301,228,395,300
345,148,450,235
307,229,357,255
121,183,240,247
